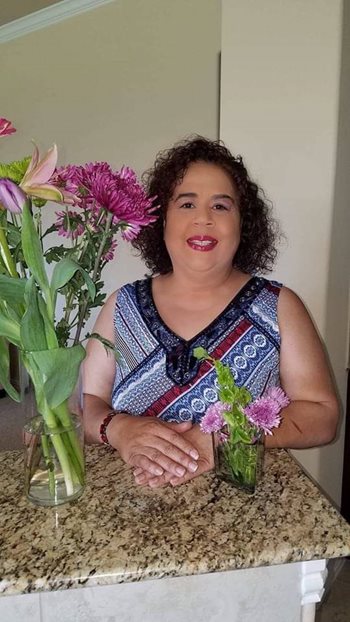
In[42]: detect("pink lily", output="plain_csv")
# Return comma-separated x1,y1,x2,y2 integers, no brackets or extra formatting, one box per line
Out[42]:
19,144,78,205
0,118,16,137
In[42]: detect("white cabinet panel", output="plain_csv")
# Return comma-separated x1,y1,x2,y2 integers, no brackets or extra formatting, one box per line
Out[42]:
0,592,40,622
40,563,302,622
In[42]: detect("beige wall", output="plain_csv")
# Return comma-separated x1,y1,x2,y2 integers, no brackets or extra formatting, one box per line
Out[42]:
221,0,348,506
1,0,220,329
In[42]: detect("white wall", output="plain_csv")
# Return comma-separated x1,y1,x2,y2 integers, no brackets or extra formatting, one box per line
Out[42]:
1,0,221,331
220,0,348,506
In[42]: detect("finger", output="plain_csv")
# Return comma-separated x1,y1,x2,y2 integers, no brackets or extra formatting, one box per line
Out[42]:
166,421,192,433
148,470,174,487
136,445,199,478
154,424,199,460
170,458,213,486
134,471,149,485
129,454,165,476
133,467,144,476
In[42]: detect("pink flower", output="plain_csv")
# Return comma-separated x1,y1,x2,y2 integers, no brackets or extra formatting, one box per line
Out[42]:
244,398,281,435
102,239,118,262
0,178,26,213
55,210,85,240
200,401,228,434
0,118,16,137
81,164,157,239
264,386,290,409
52,162,158,239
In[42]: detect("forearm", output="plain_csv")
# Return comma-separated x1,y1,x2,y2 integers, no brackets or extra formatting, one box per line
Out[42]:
82,393,128,445
265,399,339,449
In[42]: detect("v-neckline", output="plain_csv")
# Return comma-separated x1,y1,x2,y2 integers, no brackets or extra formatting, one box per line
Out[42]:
146,276,256,345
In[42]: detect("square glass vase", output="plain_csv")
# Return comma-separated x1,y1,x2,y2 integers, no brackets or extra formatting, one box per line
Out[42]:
213,432,264,494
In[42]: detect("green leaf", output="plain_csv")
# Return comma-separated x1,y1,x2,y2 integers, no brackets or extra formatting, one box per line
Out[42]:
0,157,31,184
45,245,67,263
193,346,209,360
0,311,21,345
50,257,95,301
25,344,86,408
6,224,21,248
87,332,119,359
0,274,26,305
20,277,48,351
0,337,20,401
21,201,49,293
37,293,58,349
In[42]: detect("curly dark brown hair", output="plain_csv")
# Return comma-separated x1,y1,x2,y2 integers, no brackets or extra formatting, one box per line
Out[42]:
132,136,279,274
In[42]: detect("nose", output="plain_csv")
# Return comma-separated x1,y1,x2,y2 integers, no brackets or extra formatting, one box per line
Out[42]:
193,204,214,226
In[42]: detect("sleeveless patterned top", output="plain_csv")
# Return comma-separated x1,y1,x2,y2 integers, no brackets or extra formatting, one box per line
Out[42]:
111,276,282,423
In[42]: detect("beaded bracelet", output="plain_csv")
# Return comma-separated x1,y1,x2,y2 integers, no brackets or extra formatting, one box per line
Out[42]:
99,411,120,446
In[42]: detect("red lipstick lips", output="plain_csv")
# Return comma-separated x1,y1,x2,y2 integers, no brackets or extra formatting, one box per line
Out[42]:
186,236,218,251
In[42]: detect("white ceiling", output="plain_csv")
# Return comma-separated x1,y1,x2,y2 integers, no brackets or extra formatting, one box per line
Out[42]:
0,0,62,27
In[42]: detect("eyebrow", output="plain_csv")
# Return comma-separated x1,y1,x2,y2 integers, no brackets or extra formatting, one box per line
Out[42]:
174,192,236,202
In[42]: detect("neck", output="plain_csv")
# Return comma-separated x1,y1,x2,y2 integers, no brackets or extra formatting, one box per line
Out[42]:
163,266,246,294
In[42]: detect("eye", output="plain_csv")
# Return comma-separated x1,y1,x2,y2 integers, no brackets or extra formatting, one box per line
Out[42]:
212,203,230,211
180,202,195,209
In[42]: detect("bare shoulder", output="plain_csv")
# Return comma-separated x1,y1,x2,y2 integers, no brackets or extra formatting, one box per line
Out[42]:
89,289,119,342
277,286,316,333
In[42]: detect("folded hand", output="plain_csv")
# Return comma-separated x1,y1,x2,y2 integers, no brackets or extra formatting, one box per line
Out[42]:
109,415,200,479
133,424,214,488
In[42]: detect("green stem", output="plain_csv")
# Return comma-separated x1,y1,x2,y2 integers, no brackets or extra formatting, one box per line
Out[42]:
0,226,18,277
54,401,84,476
73,211,113,345
24,363,81,497
63,228,92,329
41,433,56,497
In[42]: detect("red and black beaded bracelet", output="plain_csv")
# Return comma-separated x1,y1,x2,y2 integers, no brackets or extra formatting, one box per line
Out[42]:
99,411,120,446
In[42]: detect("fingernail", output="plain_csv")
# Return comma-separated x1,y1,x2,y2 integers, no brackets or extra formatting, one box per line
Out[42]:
175,466,186,476
154,466,164,476
149,479,159,487
188,461,198,473
190,449,199,460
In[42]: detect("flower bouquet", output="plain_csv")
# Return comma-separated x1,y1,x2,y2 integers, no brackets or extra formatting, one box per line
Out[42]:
194,347,289,493
0,118,157,505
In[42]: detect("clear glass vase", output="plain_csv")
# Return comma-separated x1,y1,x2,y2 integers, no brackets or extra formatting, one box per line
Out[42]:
23,413,85,506
213,431,264,494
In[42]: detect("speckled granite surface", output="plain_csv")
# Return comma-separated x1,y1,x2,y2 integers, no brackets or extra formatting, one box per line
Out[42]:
1,446,350,597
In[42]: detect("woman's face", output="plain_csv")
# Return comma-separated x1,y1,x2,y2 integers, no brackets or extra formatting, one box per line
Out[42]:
164,161,241,276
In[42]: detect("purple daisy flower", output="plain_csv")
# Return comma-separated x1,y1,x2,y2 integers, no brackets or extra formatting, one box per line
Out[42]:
264,386,290,409
200,401,229,434
244,398,281,435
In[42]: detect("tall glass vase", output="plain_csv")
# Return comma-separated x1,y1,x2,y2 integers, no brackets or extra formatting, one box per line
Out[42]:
213,431,264,494
23,412,85,507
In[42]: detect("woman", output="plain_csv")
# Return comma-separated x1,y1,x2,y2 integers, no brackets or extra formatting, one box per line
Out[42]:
83,137,338,488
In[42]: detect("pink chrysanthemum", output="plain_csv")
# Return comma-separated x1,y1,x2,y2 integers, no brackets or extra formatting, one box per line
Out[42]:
52,162,158,239
102,239,118,262
55,210,85,240
244,398,281,435
264,386,290,409
200,402,229,434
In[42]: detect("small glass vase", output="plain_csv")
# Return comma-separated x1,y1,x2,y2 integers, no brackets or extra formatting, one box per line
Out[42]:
213,431,264,494
23,414,85,507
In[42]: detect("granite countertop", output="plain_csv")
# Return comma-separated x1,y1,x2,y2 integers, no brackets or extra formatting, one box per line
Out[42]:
1,446,350,597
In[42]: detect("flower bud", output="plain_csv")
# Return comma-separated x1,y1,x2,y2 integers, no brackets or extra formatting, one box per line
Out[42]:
0,178,26,213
